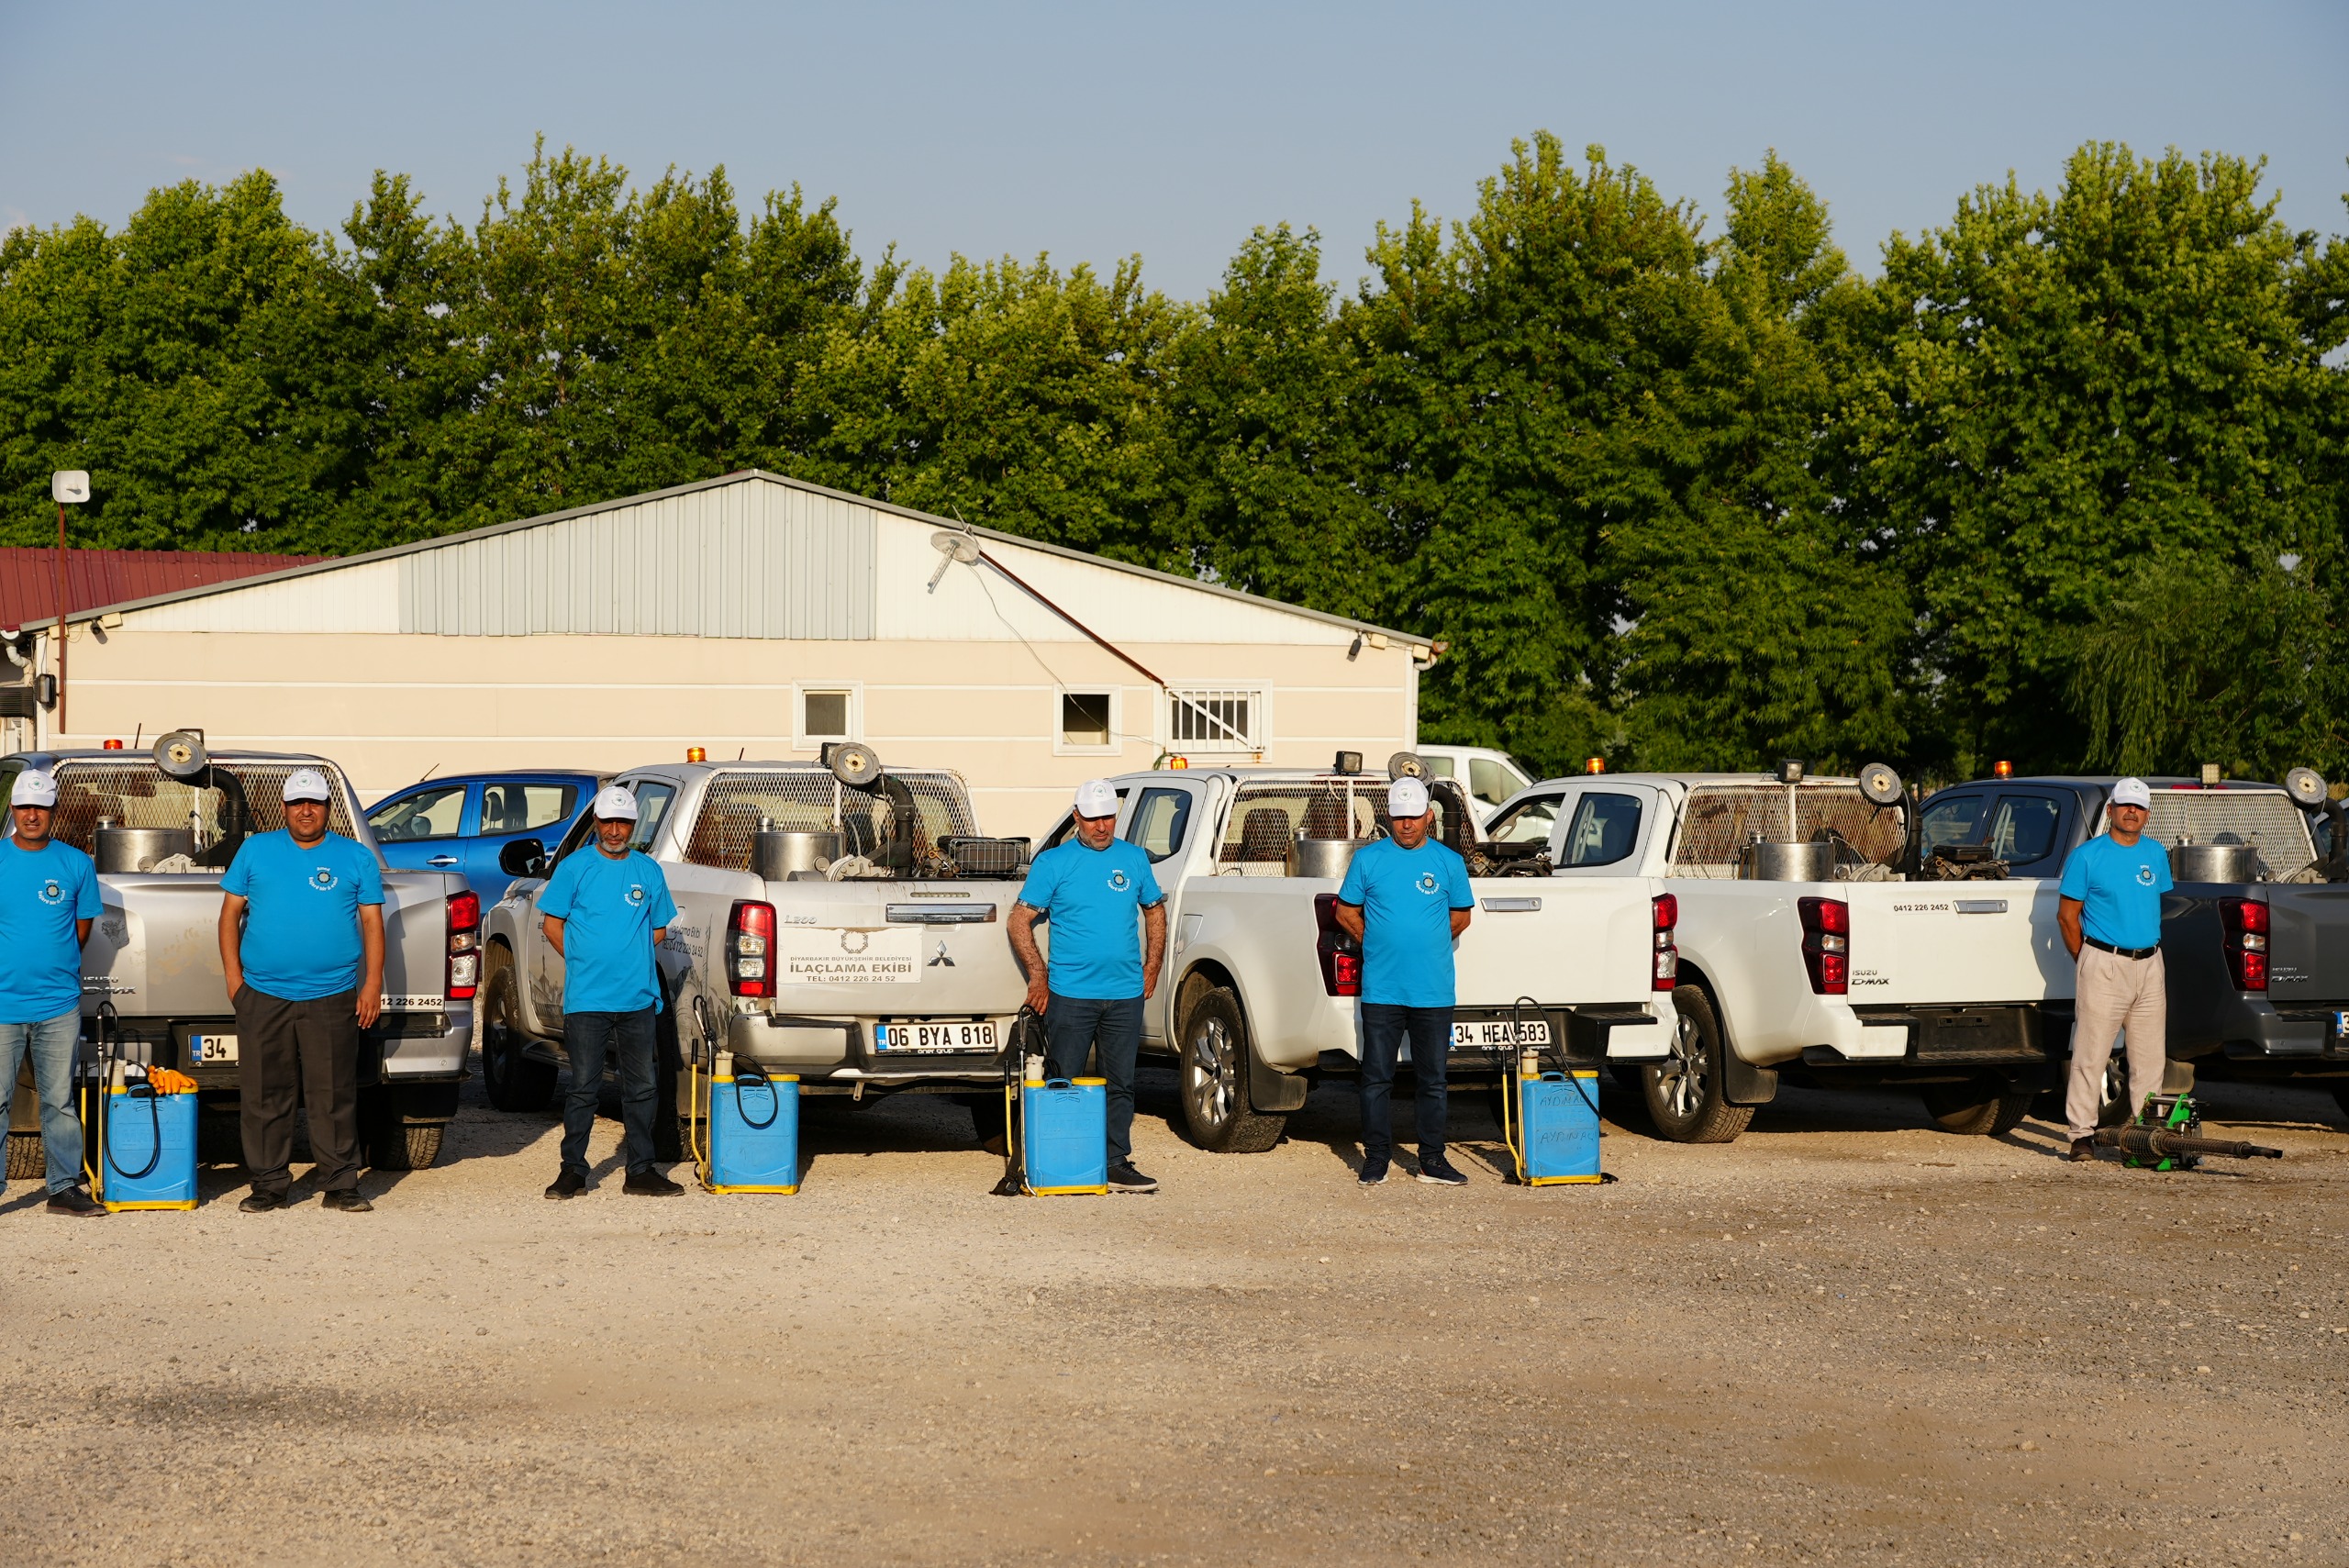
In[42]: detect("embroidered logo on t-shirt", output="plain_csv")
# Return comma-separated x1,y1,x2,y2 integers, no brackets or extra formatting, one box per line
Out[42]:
626,884,647,906
1416,872,1441,895
39,878,63,906
310,866,340,891
1108,869,1131,893
2135,864,2155,886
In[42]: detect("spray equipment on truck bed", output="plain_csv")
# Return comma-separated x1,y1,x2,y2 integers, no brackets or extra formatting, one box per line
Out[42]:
681,751,1029,881
1673,767,1909,882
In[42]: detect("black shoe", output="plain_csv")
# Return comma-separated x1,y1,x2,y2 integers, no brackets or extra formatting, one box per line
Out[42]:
322,1189,373,1213
544,1169,587,1200
1107,1162,1158,1194
1415,1152,1469,1186
1357,1154,1390,1186
239,1189,287,1213
2065,1138,2096,1163
47,1185,106,1218
623,1170,685,1197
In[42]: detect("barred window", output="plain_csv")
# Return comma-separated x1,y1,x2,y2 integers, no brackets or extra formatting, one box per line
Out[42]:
1168,688,1261,751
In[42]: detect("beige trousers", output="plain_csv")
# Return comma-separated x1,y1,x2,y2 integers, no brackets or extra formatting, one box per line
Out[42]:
2065,945,2167,1140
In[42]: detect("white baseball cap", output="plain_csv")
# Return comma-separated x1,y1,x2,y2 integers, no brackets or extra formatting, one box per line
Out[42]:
10,769,58,807
282,768,333,804
1074,778,1118,818
593,784,640,822
2110,777,2152,809
1387,775,1431,817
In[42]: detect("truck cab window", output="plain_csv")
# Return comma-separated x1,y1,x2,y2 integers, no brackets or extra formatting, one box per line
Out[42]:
1485,794,1561,846
370,784,468,843
1468,757,1527,808
1985,796,2063,868
1919,795,1986,858
1561,793,1642,867
1123,788,1193,862
627,783,677,853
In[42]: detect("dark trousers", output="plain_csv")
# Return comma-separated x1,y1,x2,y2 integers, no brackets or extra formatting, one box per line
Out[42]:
1044,993,1142,1166
561,1007,659,1177
235,985,362,1195
1358,1003,1453,1165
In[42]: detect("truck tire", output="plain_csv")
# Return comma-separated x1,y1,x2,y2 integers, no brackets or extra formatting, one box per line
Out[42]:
5,1132,40,1181
1920,1076,2035,1136
482,963,557,1113
1179,986,1286,1153
1641,986,1753,1144
368,1120,444,1171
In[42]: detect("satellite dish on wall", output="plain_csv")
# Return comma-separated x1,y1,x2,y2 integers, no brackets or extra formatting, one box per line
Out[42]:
927,529,982,593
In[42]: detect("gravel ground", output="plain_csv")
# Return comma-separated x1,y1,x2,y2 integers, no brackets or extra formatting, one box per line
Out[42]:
4,1062,2345,1568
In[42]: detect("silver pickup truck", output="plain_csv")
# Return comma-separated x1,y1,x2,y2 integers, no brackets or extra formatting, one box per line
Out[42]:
2,746,479,1177
477,752,1036,1134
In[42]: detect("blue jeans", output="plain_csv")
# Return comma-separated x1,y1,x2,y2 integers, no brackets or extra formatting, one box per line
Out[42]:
1358,1003,1453,1165
1044,994,1142,1166
561,1008,659,1177
1,1008,85,1194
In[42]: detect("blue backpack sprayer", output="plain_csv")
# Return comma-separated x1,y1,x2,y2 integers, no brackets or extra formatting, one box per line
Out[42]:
991,1007,1108,1197
686,994,802,1194
1492,998,1608,1185
82,1002,198,1211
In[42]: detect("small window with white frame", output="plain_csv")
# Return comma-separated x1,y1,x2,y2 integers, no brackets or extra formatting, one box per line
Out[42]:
1165,686,1264,753
1055,687,1119,755
794,684,861,751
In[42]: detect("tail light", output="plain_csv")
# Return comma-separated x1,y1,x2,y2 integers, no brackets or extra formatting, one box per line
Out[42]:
2219,896,2268,992
728,900,775,998
445,891,481,1000
1313,893,1362,997
1798,895,1849,995
1652,893,1678,991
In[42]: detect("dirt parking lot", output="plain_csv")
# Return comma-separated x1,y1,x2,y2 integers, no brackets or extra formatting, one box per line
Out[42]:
5,1063,2345,1568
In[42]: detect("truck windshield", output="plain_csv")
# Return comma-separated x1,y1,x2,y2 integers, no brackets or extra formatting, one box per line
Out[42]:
49,762,358,869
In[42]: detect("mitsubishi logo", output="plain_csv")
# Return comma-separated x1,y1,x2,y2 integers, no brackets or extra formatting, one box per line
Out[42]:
929,940,955,968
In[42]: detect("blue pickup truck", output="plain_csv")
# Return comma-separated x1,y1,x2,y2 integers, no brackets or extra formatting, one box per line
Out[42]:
367,771,603,905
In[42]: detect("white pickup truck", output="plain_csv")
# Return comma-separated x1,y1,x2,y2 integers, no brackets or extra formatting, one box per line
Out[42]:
1,745,479,1175
477,754,1039,1129
1031,762,1679,1152
1483,770,2068,1143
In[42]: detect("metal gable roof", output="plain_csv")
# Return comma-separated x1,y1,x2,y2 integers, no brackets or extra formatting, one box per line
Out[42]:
57,470,1430,647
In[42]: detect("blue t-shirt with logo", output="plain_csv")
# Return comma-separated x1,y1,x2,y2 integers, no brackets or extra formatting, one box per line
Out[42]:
1338,837,1475,1008
539,847,677,1014
0,836,102,1022
2058,831,2172,951
221,831,386,1002
1018,838,1165,1000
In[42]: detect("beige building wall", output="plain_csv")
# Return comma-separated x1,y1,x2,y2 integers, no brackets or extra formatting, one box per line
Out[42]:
20,473,1429,841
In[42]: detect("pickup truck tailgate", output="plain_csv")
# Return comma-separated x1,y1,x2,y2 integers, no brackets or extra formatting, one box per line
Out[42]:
380,873,453,1006
763,882,1025,1014
1848,882,2071,1004
2268,884,2349,1003
1456,877,1662,1004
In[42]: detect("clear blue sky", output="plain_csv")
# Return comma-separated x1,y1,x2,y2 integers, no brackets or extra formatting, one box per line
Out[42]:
3,1,2343,297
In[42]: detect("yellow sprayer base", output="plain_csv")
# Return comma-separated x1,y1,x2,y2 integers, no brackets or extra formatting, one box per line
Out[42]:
1523,1174,1603,1186
707,1184,800,1195
1025,1184,1109,1196
102,1200,197,1212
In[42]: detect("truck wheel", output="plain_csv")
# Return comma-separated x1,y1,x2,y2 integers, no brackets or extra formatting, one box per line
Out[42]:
368,1121,444,1171
1179,987,1286,1153
1642,986,1753,1144
482,964,557,1113
5,1132,40,1182
1920,1076,2035,1136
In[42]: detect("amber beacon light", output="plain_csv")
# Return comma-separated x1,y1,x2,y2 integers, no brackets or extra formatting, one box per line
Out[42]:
686,747,707,763
1584,757,1606,775
1993,760,2012,779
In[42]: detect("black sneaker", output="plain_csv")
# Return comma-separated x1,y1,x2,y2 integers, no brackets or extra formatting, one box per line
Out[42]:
623,1170,685,1197
322,1189,373,1213
1357,1153,1390,1186
2065,1138,2096,1163
1415,1152,1469,1186
47,1185,106,1218
239,1189,287,1213
1107,1162,1158,1194
545,1169,587,1200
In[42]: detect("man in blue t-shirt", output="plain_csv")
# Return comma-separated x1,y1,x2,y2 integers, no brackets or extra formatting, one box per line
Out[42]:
219,768,385,1213
1009,778,1167,1192
0,769,106,1217
2055,776,2174,1162
1337,775,1475,1187
538,784,680,1200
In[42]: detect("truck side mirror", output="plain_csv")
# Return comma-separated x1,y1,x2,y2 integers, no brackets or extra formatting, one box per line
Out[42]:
499,837,547,878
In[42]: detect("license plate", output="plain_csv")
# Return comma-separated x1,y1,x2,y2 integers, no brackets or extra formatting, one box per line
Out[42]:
189,1032,239,1065
2336,1011,2349,1037
1451,1018,1552,1049
874,1021,999,1053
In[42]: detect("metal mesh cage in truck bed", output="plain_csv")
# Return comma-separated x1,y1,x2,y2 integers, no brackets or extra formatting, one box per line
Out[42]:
1216,775,1477,874
47,762,360,870
684,766,1003,877
2143,792,2317,880
1669,782,1908,878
